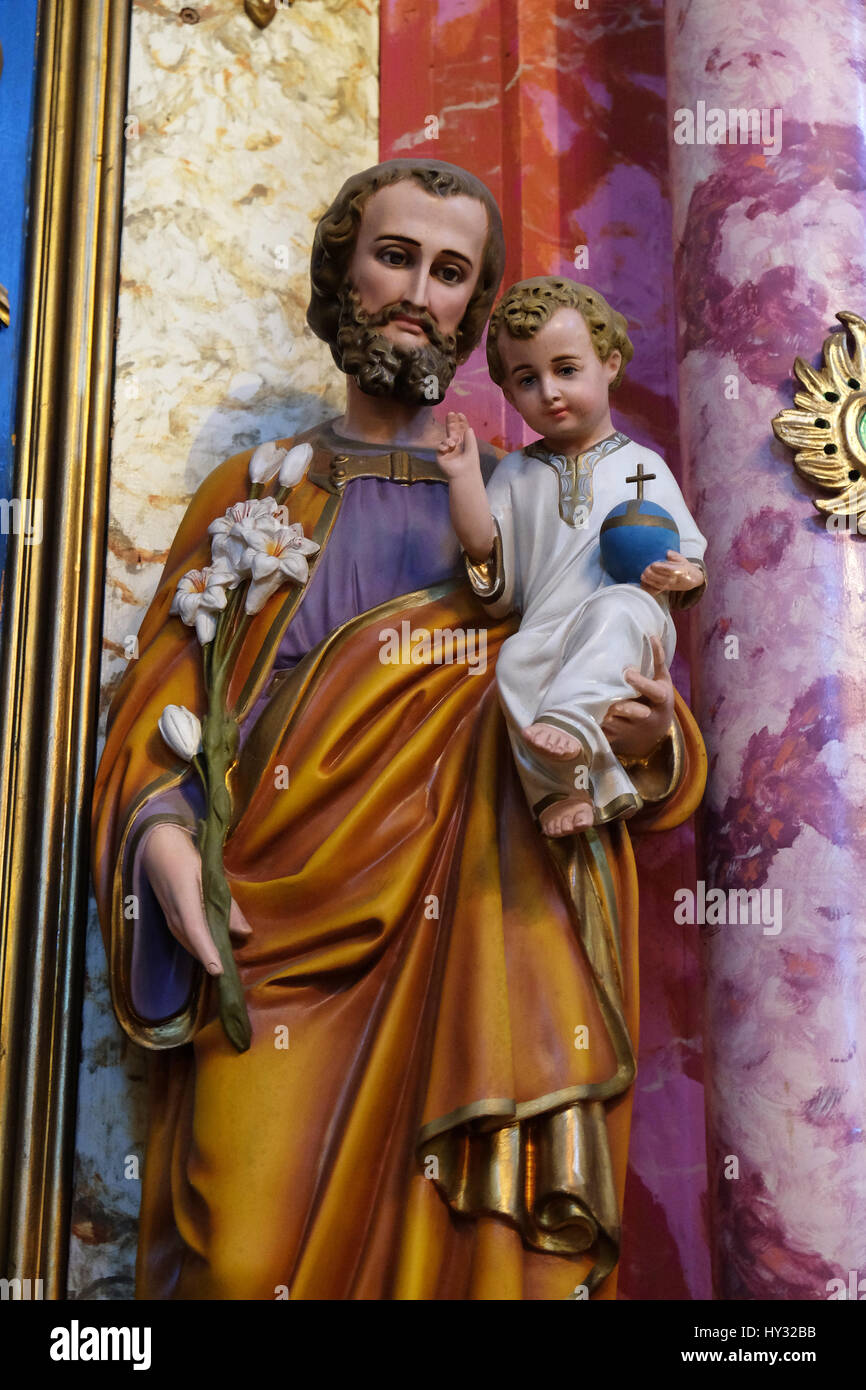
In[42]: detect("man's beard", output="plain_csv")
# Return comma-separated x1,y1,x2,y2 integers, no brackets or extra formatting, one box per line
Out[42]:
335,286,458,405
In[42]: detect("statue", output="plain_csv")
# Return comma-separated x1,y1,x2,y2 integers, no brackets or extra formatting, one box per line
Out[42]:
438,276,707,836
91,158,706,1300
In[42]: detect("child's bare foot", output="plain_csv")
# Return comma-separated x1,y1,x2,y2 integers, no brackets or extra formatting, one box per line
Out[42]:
539,795,595,837
523,721,583,761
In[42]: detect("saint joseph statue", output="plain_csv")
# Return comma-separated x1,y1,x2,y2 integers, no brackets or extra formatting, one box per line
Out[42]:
91,159,705,1300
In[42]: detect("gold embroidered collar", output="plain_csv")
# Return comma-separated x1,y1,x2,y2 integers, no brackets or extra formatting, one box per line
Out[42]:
526,431,631,526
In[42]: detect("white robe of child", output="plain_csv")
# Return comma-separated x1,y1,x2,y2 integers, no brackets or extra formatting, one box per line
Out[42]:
466,433,707,822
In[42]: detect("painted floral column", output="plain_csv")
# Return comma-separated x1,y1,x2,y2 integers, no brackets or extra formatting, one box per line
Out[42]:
665,0,866,1299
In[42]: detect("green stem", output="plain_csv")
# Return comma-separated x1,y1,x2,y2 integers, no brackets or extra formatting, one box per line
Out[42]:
222,604,251,677
196,605,250,1053
202,629,214,688
191,751,209,799
193,506,276,1050
213,586,244,668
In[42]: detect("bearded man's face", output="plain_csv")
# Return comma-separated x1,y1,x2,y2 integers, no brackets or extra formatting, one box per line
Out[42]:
341,180,489,404
336,287,458,404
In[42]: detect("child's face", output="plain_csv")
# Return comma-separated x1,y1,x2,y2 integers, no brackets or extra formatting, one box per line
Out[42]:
497,307,622,448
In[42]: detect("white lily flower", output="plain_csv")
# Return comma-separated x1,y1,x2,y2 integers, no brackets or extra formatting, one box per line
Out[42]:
170,563,238,645
278,442,313,490
209,498,283,573
248,440,288,485
243,522,321,614
158,704,202,761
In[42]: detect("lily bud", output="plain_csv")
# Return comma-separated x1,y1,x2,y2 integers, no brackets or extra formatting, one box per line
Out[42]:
249,440,288,485
278,441,313,490
158,704,203,761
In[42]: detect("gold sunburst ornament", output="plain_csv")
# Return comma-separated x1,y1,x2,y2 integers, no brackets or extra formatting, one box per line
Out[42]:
772,311,866,531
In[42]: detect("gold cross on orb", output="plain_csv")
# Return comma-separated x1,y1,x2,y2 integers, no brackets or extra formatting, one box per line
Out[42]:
625,462,656,500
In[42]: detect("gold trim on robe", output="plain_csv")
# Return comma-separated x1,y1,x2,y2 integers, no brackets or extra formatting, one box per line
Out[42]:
526,430,631,523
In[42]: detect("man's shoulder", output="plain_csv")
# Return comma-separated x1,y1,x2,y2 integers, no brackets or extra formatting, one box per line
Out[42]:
202,421,330,489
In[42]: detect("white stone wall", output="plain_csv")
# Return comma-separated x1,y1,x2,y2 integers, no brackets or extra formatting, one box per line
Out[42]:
99,0,377,731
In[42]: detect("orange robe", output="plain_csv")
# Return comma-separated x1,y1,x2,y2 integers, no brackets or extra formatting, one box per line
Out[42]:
91,436,706,1300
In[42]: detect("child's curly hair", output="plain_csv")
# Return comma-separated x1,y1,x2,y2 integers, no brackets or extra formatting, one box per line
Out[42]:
486,277,634,389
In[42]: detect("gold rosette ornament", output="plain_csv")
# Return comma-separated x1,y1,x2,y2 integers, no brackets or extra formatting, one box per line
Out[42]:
160,441,318,1051
772,310,866,532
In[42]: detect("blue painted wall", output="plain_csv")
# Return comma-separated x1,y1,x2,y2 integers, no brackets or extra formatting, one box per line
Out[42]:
0,2,40,589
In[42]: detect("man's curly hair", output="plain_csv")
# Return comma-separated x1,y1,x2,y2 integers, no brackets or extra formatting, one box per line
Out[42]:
486,277,634,389
307,159,505,369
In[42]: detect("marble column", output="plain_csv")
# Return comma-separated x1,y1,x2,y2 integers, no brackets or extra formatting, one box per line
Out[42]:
666,0,866,1298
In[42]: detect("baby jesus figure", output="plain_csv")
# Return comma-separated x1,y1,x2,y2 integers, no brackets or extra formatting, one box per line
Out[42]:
439,276,707,836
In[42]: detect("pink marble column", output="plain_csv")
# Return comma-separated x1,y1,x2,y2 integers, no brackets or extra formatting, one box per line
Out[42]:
665,1,866,1298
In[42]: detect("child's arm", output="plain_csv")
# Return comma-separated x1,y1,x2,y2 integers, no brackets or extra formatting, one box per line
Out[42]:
437,411,496,563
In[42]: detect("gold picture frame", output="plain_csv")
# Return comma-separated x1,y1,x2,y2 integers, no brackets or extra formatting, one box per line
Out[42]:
0,0,131,1298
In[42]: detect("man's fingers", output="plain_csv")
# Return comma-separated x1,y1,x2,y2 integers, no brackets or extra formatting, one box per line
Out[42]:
171,897,223,975
161,857,222,973
603,640,675,757
143,824,224,974
622,669,666,705
621,641,671,705
604,700,652,725
142,823,253,972
169,888,250,970
229,898,253,939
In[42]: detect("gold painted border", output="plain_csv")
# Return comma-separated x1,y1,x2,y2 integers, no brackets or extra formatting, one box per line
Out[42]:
109,783,211,1051
0,0,132,1297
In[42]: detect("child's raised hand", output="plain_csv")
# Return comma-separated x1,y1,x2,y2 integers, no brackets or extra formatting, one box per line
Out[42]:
641,550,704,595
437,411,480,478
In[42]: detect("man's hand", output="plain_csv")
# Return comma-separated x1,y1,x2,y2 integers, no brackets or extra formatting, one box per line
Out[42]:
437,410,481,479
601,634,675,760
641,549,704,595
142,823,252,974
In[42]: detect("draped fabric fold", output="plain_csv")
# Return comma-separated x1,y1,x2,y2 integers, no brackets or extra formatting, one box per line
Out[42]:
91,439,706,1300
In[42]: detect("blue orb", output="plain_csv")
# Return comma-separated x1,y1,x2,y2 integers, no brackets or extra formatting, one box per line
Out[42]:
599,499,680,585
